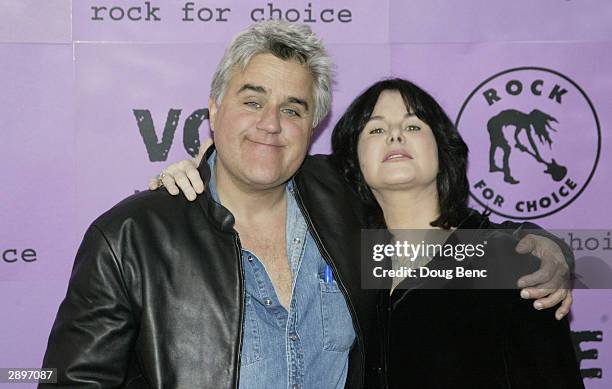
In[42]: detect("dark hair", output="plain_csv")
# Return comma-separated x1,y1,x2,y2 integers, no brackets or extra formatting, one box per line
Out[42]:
331,78,470,229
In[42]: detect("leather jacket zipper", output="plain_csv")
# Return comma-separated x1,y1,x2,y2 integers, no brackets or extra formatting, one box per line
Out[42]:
233,234,246,389
292,185,366,388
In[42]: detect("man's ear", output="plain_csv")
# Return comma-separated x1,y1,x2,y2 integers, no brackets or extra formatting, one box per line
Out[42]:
208,97,217,133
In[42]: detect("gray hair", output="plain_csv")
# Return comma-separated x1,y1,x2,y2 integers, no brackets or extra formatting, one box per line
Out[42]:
210,20,332,127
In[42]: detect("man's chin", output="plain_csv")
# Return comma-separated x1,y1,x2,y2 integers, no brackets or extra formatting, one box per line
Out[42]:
241,171,292,190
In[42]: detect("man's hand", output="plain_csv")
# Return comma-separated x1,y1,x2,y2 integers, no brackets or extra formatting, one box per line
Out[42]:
515,234,572,320
148,139,211,201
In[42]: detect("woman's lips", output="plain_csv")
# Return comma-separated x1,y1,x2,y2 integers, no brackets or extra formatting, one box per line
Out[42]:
383,151,413,162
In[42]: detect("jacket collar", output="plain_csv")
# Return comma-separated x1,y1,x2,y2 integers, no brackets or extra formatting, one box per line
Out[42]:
196,145,236,232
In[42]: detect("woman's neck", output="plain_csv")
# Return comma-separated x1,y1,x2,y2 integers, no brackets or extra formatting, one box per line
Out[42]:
373,184,440,230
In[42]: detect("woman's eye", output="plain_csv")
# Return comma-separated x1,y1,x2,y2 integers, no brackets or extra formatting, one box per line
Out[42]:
369,127,385,134
405,125,421,131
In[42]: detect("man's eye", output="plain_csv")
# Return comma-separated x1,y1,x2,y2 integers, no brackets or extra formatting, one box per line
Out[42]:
282,108,301,117
405,125,421,131
369,128,384,134
245,101,261,109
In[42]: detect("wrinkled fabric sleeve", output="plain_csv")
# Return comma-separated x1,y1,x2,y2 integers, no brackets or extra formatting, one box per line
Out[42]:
39,224,137,388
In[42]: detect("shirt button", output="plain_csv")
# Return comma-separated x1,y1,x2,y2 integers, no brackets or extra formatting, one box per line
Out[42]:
289,333,298,341
293,237,300,244
292,385,299,389
247,255,253,262
264,298,272,306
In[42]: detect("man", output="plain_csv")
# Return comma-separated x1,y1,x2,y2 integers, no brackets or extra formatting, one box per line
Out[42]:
42,20,572,388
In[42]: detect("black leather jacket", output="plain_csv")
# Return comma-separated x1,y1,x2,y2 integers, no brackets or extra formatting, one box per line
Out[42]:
40,148,380,388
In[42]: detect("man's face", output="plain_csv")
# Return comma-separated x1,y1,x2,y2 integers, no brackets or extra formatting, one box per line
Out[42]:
209,53,315,191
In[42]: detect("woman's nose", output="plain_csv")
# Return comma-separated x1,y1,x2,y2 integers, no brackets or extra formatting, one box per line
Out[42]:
386,126,404,143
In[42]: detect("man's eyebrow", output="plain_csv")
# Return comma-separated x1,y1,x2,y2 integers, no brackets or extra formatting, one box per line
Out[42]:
287,97,309,112
237,84,267,94
237,84,309,112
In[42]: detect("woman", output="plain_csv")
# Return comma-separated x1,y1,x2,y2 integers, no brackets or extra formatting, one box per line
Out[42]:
150,78,582,388
329,79,583,388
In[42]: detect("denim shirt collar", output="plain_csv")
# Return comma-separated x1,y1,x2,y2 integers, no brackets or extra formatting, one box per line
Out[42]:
206,151,303,272
206,150,221,203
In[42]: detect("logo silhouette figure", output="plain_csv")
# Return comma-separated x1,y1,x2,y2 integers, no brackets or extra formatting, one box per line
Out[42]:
487,109,567,184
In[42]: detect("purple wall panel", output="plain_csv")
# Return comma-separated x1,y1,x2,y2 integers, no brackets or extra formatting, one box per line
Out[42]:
0,281,68,384
0,43,77,282
390,0,612,43
0,43,75,389
1,0,610,386
0,0,72,43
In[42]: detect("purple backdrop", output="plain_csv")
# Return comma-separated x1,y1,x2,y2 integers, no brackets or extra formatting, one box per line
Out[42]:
1,0,610,387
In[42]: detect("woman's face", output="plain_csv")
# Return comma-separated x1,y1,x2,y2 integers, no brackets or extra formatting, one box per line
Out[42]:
357,90,439,194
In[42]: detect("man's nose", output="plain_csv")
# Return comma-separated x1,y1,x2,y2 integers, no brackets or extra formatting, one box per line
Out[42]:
256,106,282,134
386,126,405,144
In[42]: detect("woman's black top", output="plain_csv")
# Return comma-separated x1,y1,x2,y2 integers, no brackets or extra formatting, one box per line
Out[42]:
375,212,584,389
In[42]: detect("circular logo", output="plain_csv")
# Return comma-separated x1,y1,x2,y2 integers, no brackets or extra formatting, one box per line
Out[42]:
456,67,600,220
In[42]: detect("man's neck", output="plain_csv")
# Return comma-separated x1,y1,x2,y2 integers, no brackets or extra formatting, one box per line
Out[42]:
214,163,288,227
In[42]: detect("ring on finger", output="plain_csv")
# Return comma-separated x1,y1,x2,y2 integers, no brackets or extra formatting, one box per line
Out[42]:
157,171,168,187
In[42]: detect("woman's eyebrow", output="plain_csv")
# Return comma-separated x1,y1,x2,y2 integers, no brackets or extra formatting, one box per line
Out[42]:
367,112,415,122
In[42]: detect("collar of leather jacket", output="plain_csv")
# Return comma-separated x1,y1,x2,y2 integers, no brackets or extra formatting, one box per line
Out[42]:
195,145,236,232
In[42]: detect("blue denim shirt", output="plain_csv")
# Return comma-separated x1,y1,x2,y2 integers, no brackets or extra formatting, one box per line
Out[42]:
207,153,356,389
